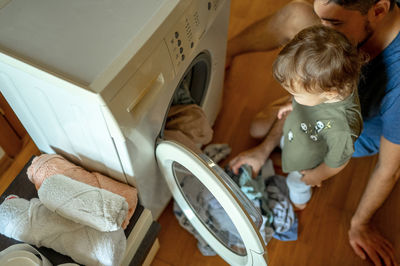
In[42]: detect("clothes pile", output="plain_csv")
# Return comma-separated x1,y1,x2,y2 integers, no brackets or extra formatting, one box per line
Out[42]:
174,157,298,256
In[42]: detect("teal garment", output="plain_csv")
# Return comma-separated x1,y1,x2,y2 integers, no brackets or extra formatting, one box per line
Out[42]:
237,164,274,226
282,92,362,172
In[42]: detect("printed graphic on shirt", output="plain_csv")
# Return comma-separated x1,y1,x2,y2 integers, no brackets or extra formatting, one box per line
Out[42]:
291,120,333,142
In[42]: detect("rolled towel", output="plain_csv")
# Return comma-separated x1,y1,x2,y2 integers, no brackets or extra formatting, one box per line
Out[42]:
27,154,137,229
0,196,126,266
39,174,128,232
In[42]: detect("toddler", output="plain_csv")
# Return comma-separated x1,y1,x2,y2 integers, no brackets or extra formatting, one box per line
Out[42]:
273,25,364,209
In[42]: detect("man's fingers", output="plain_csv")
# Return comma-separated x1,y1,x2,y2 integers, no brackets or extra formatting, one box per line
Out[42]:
375,243,393,266
230,157,246,175
371,230,397,265
363,244,383,266
231,163,240,175
350,241,367,260
228,157,237,167
378,234,395,254
251,169,258,178
377,239,397,266
229,158,240,174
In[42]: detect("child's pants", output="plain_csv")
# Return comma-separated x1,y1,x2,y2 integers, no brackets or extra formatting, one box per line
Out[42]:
286,171,312,205
280,136,312,205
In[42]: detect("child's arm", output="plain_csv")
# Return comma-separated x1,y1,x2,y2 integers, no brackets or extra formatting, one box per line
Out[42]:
301,160,350,187
277,101,293,119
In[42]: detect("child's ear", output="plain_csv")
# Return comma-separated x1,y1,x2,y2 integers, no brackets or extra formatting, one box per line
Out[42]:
322,91,341,101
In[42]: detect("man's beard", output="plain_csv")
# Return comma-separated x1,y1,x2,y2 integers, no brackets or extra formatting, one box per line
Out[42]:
357,19,374,49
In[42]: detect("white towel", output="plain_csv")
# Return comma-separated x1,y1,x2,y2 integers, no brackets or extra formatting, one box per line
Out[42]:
0,197,126,266
39,174,128,232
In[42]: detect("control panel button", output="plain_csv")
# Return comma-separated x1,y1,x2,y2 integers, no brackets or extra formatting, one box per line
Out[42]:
175,32,179,38
177,39,181,46
181,54,185,61
180,47,183,54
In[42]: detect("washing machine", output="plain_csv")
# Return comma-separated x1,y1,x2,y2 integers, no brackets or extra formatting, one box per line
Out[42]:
0,0,268,265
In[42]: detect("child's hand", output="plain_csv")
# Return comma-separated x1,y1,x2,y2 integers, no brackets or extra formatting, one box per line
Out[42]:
300,169,323,187
277,102,293,119
300,161,349,187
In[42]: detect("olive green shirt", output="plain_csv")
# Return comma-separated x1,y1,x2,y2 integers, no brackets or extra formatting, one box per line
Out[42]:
282,92,363,173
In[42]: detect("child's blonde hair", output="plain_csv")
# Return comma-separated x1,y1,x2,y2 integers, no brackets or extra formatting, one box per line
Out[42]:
273,25,364,98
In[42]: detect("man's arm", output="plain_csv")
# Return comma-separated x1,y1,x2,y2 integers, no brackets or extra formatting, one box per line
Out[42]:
349,136,400,266
229,112,286,177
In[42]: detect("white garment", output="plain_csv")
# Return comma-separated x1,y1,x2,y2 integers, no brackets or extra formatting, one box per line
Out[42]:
286,171,312,205
0,197,126,266
39,174,128,232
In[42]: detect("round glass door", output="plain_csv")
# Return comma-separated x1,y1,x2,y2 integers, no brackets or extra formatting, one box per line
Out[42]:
172,161,247,255
156,140,268,266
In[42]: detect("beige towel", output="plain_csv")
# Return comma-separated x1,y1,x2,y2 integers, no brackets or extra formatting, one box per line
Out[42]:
164,104,213,151
27,154,137,229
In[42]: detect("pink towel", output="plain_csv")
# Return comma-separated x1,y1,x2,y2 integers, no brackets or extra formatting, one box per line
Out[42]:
27,154,137,229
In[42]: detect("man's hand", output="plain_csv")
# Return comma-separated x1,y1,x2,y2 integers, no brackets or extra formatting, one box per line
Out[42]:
348,222,397,266
229,146,267,177
300,168,322,187
277,102,293,119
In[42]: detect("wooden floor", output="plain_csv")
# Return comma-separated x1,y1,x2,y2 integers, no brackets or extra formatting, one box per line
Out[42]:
152,0,400,265
1,1,399,266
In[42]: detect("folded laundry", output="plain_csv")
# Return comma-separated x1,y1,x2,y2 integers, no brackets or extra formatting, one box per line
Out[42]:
0,196,126,266
39,174,128,232
27,154,137,229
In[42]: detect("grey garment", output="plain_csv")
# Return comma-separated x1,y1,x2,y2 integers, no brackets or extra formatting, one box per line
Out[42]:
203,143,232,164
237,163,295,234
264,175,296,233
172,71,196,105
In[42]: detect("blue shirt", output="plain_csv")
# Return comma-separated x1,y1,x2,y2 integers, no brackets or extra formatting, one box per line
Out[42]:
353,30,400,157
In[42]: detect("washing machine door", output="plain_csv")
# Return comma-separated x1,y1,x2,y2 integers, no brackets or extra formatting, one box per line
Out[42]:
156,140,268,266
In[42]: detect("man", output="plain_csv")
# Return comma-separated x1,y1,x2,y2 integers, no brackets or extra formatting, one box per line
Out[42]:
228,1,400,265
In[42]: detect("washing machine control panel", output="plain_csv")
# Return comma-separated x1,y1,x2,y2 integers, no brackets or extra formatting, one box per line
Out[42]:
166,0,223,71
